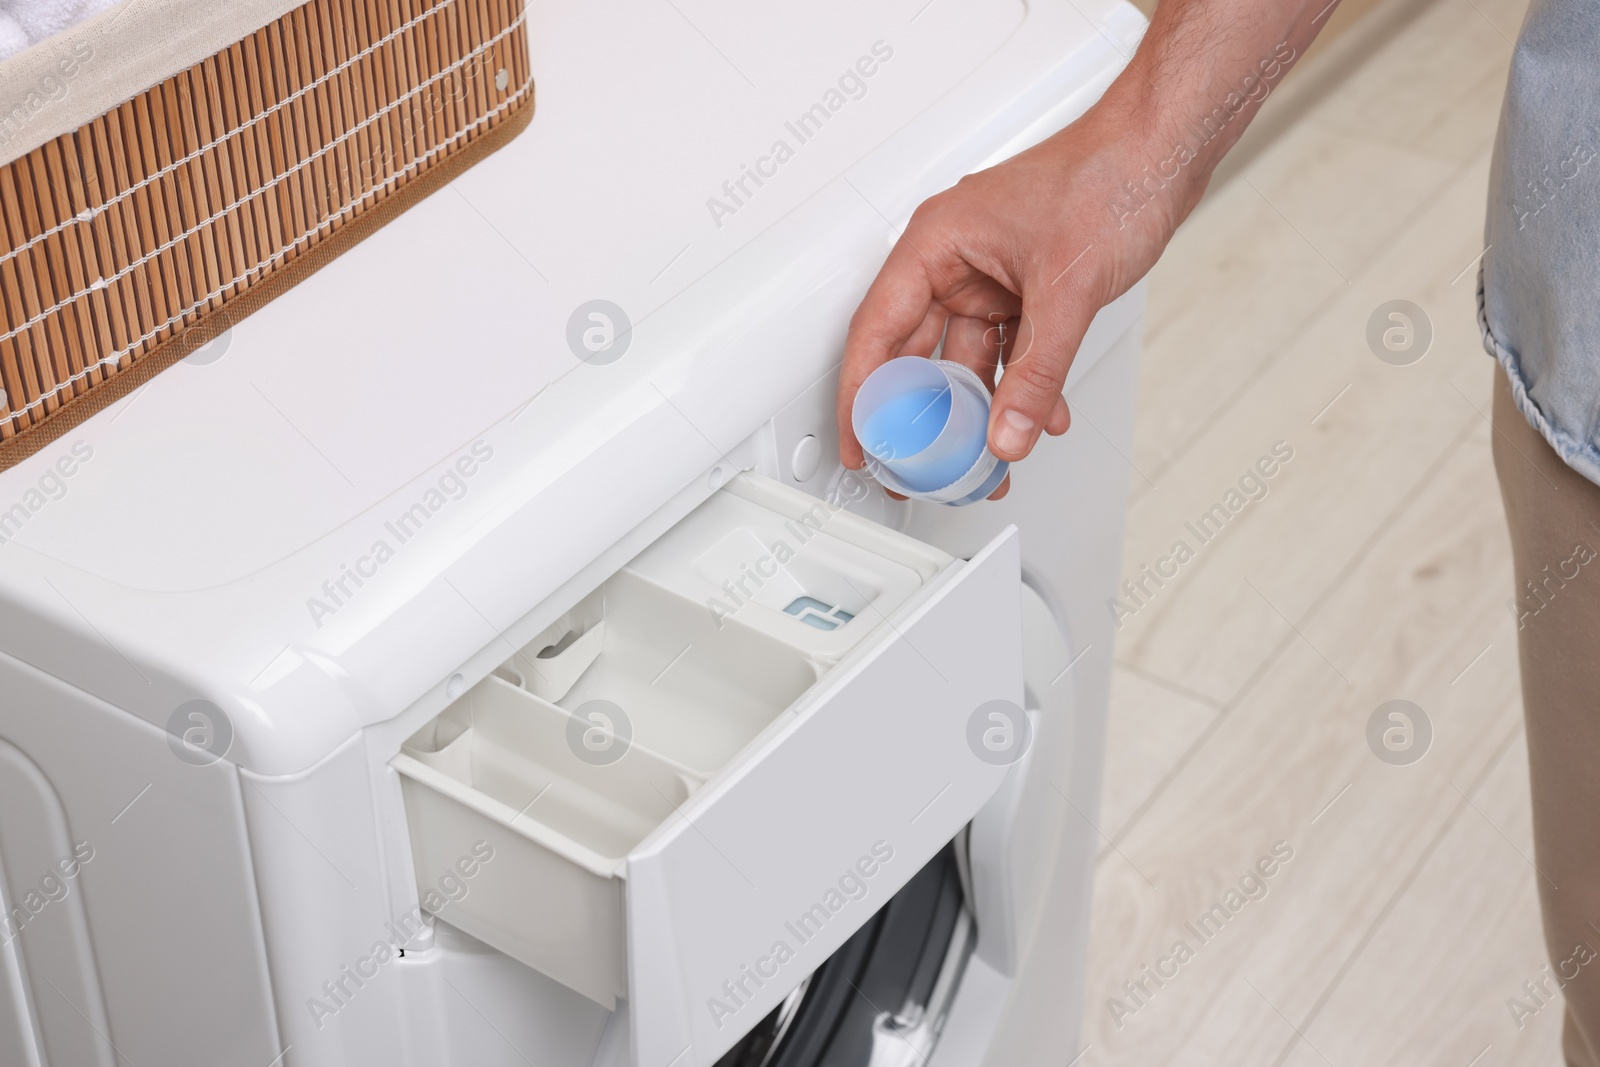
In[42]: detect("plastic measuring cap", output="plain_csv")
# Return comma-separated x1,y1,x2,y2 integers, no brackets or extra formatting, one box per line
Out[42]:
851,356,1008,506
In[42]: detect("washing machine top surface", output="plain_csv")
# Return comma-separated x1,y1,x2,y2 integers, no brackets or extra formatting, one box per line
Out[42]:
0,0,1141,772
4,0,1041,592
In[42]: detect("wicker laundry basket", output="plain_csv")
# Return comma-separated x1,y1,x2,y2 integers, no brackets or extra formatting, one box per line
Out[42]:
0,0,533,470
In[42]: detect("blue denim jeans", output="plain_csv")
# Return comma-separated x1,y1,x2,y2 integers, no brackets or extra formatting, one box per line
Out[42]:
1480,0,1600,486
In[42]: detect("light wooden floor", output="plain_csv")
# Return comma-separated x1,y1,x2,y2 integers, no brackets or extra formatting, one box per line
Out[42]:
1078,0,1563,1063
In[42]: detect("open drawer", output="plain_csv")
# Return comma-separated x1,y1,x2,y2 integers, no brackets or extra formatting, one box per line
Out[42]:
391,474,1022,1066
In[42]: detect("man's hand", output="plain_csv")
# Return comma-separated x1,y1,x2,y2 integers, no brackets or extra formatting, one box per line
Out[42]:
837,0,1336,491
837,102,1198,481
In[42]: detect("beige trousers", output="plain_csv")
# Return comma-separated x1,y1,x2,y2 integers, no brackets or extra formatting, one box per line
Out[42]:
1493,368,1600,1066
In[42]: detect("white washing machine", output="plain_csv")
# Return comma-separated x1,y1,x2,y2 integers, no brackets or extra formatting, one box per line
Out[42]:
0,2,1144,1065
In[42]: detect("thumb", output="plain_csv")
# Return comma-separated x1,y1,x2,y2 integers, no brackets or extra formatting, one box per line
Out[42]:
988,284,1098,461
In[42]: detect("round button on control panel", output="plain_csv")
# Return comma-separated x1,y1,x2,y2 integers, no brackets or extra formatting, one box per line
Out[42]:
790,434,822,482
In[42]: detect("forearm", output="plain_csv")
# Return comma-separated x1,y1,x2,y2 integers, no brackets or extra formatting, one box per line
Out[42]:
1096,0,1336,228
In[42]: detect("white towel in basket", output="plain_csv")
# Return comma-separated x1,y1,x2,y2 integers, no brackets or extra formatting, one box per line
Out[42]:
0,11,29,58
0,0,119,58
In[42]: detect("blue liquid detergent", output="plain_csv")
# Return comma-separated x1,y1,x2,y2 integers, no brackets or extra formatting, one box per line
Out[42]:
862,386,951,462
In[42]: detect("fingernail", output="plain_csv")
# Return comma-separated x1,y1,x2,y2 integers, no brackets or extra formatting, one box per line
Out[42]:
993,409,1034,456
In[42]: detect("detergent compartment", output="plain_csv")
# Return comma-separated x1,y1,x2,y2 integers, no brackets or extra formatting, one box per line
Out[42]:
391,473,1019,1021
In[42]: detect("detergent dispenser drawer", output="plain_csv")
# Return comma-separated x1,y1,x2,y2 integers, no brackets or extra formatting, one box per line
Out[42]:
391,474,1022,1067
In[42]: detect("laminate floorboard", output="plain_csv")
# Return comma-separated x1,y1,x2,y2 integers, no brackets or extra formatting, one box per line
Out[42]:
1084,0,1558,1061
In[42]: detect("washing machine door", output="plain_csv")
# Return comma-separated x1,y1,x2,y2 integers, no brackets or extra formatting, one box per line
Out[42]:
714,842,970,1067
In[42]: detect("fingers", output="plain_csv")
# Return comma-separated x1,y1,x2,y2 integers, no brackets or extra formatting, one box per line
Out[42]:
837,243,939,470
988,285,1097,461
905,306,949,360
939,314,1005,391
1046,396,1071,435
